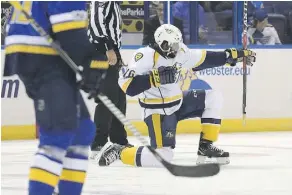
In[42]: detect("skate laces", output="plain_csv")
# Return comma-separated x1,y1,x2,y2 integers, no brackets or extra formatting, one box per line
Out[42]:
104,149,119,165
209,144,224,153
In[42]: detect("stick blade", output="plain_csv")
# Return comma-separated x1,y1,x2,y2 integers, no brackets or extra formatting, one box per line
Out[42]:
165,162,220,177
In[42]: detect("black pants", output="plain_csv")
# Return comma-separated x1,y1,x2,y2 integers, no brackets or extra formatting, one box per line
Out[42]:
91,54,128,149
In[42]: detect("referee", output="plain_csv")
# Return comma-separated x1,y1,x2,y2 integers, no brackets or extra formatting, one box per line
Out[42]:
88,1,132,159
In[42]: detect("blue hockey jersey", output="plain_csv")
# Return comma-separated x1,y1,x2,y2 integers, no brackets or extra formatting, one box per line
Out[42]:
4,1,106,77
5,1,88,56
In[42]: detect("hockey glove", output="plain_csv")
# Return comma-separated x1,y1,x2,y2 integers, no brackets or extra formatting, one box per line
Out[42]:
80,59,109,99
150,66,177,87
225,48,256,66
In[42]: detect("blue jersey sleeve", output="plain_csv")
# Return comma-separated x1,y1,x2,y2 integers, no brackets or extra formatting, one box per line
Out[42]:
47,2,88,34
47,2,105,67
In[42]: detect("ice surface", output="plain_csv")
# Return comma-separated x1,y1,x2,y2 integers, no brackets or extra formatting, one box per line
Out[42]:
2,132,292,195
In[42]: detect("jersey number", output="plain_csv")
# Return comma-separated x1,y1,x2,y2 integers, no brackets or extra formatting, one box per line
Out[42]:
11,1,33,24
123,69,135,78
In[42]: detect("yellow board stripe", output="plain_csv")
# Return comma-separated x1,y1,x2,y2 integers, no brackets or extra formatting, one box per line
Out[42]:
5,45,58,55
120,147,138,166
2,118,292,140
90,60,109,69
52,21,87,33
152,114,163,148
194,50,207,67
121,78,133,93
202,124,220,142
60,169,86,183
153,51,160,68
139,94,182,104
29,168,59,187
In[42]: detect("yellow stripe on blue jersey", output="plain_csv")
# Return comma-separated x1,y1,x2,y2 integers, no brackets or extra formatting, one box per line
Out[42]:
5,45,58,55
90,60,109,69
52,21,88,33
49,10,88,33
10,1,33,25
5,2,88,55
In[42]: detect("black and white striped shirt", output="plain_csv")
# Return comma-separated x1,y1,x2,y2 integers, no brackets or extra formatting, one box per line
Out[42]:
88,1,122,52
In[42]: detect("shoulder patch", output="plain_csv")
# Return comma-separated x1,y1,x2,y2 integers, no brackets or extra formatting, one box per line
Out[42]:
135,53,143,62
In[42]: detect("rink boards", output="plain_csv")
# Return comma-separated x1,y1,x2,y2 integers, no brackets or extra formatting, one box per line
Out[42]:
1,49,292,140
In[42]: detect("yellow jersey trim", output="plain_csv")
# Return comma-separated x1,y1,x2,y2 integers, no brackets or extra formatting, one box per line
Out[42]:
6,44,58,55
52,21,88,33
121,78,133,93
194,50,207,67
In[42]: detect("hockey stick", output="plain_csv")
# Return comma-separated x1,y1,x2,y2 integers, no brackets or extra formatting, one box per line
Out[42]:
242,1,248,125
10,1,220,178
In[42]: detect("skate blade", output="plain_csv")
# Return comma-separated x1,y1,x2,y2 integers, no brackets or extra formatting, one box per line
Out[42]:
196,156,230,165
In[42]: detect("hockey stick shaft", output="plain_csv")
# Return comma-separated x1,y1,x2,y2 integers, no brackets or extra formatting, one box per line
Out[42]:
242,1,248,125
10,2,220,177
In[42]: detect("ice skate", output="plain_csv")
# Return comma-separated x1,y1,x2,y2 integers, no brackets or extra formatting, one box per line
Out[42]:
90,142,133,162
197,139,230,165
98,143,125,166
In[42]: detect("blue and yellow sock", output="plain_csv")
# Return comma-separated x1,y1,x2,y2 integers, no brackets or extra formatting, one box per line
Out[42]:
58,147,89,195
29,148,65,195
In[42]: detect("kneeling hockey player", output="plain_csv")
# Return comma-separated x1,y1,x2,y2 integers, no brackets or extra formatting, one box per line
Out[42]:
97,24,256,167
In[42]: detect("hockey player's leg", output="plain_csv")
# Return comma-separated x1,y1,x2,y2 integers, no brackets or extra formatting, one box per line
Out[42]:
197,90,229,165
57,95,95,195
177,89,229,165
98,114,176,167
28,78,78,195
31,130,74,195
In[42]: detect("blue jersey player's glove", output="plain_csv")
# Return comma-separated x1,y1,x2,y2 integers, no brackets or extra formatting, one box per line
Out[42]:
80,54,109,99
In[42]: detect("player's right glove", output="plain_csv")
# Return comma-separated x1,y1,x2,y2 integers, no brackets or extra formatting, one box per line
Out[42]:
149,66,177,87
80,58,109,99
225,48,256,66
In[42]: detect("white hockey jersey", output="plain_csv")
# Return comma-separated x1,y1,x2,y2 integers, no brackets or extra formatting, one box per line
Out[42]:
118,43,206,118
247,25,281,45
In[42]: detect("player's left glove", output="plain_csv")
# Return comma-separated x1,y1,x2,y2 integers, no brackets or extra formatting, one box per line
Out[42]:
225,48,256,66
80,58,109,99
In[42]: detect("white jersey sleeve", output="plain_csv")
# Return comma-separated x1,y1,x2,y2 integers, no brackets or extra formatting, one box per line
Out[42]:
266,27,281,45
176,43,207,69
118,47,154,93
